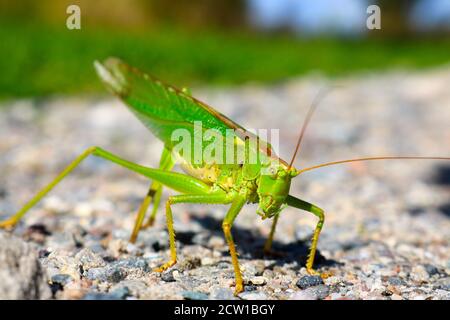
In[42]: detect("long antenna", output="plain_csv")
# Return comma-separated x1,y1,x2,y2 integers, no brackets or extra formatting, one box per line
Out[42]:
297,156,450,174
288,87,334,169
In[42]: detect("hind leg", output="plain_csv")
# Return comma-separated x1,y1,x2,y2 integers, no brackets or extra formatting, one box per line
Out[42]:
0,147,211,231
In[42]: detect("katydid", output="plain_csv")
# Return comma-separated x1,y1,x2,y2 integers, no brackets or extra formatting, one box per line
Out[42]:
1,57,449,296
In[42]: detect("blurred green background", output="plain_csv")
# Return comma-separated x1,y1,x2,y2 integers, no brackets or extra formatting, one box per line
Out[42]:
1,0,449,99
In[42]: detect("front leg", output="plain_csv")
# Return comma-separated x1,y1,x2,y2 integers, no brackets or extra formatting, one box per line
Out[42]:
286,195,325,275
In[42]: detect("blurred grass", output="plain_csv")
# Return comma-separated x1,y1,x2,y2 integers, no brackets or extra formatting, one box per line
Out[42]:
1,21,450,99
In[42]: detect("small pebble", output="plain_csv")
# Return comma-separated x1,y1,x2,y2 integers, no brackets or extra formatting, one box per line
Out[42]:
244,285,258,292
86,267,126,283
217,261,231,269
296,275,324,289
381,289,393,297
250,276,267,286
51,274,73,286
210,288,235,300
387,276,406,286
75,248,106,271
411,265,430,282
83,292,117,300
161,270,177,282
109,286,131,300
434,278,450,291
312,285,330,300
239,291,267,300
207,236,225,248
201,257,216,266
181,291,209,300
424,264,440,277
290,290,316,300
125,243,142,256
179,257,201,270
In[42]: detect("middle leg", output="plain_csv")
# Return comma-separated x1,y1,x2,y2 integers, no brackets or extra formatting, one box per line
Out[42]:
154,193,234,272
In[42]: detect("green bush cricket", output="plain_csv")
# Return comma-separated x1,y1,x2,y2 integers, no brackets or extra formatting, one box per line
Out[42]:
1,57,449,295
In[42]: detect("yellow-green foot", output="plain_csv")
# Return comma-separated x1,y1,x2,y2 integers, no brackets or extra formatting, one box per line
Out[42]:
154,260,176,273
234,282,244,296
307,268,332,279
0,217,17,229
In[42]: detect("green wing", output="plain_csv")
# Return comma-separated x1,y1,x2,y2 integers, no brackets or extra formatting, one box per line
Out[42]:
94,57,281,166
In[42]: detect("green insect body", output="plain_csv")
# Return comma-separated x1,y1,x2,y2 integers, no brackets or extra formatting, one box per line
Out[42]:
1,57,449,296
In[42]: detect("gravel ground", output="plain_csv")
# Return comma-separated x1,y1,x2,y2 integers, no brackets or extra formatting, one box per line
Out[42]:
0,67,449,300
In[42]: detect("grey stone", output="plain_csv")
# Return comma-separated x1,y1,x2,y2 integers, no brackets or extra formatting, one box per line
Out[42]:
109,286,131,299
110,280,148,298
0,232,52,299
239,291,267,300
433,278,450,291
85,267,108,282
290,290,317,300
106,267,126,283
85,266,126,283
83,292,117,300
50,274,72,286
75,248,106,271
424,264,440,276
210,287,235,300
161,269,177,282
311,285,330,300
296,275,324,289
250,276,267,285
388,276,406,286
181,291,209,300
290,285,330,300
112,258,149,272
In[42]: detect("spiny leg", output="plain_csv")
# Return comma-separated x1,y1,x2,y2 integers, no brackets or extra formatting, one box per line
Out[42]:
154,193,232,272
286,195,326,276
222,196,247,295
129,147,174,243
141,183,162,227
129,182,159,243
153,198,177,272
0,146,212,230
143,146,175,227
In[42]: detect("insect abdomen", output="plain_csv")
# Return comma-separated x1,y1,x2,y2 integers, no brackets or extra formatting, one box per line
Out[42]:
180,162,220,185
